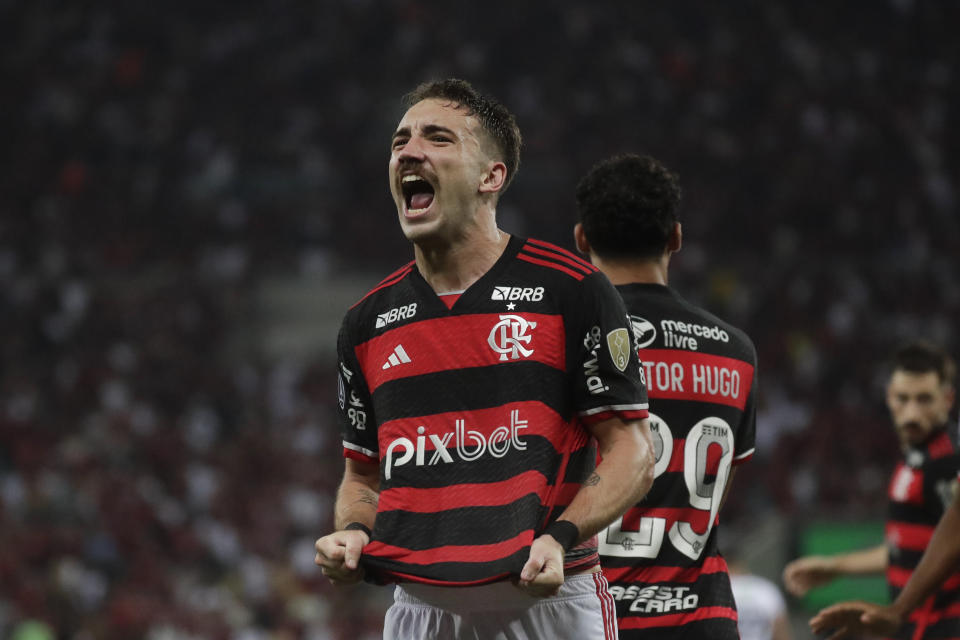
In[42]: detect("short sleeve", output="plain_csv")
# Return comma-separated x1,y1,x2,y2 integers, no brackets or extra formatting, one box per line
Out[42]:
336,317,378,464
569,272,649,425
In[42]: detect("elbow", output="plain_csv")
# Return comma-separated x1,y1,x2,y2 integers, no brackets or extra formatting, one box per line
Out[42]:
635,427,656,498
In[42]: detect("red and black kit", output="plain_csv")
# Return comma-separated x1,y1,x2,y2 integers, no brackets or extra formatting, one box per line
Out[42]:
601,283,757,639
336,236,649,586
886,428,960,640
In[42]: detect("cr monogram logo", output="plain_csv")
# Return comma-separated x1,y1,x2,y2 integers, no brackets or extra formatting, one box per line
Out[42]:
488,314,537,361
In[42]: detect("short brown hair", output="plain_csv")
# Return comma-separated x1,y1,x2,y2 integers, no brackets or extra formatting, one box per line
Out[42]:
892,340,956,386
404,78,522,192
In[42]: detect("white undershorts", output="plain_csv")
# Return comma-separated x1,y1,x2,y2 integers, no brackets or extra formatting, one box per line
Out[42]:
383,572,618,640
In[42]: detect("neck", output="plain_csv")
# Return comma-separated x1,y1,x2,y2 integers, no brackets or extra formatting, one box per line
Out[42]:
589,255,669,286
415,226,510,293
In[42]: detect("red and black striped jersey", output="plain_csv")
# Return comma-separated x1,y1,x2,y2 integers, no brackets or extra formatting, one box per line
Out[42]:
336,236,649,586
600,283,757,639
886,428,960,640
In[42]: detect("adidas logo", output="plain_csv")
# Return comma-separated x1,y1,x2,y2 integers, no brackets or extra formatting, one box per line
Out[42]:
382,344,412,369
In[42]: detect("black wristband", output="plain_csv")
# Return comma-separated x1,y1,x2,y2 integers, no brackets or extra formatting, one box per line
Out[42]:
344,522,372,538
543,520,579,552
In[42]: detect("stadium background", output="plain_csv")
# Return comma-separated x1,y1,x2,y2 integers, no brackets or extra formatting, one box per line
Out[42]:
2,0,958,637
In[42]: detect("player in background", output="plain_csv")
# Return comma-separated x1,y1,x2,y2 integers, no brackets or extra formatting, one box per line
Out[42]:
784,342,959,639
315,79,655,640
728,555,793,640
574,153,759,639
810,489,960,638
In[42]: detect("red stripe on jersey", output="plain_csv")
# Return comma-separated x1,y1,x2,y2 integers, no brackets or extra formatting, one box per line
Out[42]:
365,529,533,565
886,521,935,552
909,600,960,626
604,555,730,584
581,408,650,425
356,313,565,393
344,448,377,464
379,470,548,513
522,244,595,275
618,606,738,629
517,253,586,280
928,430,954,459
379,568,511,587
526,238,598,272
351,262,415,308
889,566,960,590
640,350,755,410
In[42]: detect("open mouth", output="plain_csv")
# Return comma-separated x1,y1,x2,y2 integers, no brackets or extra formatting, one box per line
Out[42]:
401,175,435,215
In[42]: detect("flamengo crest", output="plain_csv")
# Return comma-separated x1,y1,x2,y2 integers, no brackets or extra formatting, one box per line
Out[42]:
488,314,537,361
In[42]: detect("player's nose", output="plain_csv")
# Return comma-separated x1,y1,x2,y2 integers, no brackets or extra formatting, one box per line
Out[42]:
396,135,428,160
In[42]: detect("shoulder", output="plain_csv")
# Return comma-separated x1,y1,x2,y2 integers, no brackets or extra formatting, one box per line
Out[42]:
681,297,757,361
341,261,417,335
514,237,600,283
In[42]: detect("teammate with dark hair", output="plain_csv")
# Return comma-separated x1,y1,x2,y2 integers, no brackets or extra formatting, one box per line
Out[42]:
785,341,959,639
575,153,759,639
314,80,656,639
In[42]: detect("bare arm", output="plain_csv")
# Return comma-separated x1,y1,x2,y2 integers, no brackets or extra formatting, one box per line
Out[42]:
772,612,793,640
554,416,655,540
783,544,886,597
517,416,654,596
334,458,380,530
719,465,739,512
315,458,380,585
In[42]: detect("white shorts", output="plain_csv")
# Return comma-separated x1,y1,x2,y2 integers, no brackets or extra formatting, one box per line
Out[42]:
383,572,618,640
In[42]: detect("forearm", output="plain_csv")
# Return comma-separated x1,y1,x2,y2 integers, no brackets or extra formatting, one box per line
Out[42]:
553,418,654,542
890,492,960,615
830,544,888,575
333,460,380,530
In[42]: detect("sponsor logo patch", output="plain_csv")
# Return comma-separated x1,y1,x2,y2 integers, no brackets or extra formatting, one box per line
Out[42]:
376,303,417,328
384,410,529,480
630,316,657,349
491,286,544,302
607,328,631,372
382,344,412,369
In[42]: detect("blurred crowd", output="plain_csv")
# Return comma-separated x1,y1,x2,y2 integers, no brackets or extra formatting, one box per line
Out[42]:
2,0,958,637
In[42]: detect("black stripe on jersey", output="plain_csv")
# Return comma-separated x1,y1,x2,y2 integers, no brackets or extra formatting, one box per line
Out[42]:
371,362,570,423
617,617,739,640
905,618,960,639
365,547,531,584
374,494,547,549
351,262,415,308
602,542,723,574
379,436,564,489
562,444,598,483
889,502,944,527
609,568,736,611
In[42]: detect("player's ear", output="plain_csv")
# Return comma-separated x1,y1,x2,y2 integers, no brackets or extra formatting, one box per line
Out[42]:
668,222,682,253
574,223,591,255
479,161,507,194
